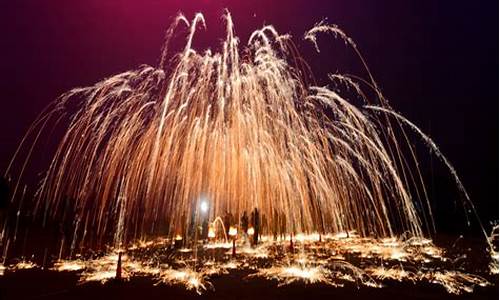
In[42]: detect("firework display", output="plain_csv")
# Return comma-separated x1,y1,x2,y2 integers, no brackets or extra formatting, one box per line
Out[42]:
0,12,497,296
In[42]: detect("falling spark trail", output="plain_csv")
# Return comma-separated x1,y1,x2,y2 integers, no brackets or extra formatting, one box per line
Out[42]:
2,13,494,294
365,105,492,251
5,12,443,246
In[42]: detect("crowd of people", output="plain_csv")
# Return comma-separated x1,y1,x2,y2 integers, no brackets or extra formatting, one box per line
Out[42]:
197,208,292,246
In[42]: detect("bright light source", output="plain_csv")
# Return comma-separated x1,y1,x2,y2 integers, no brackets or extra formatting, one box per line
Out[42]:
247,227,255,235
208,225,215,238
229,226,237,237
200,200,209,213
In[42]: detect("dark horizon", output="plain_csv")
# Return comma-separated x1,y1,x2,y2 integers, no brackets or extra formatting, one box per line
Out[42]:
0,0,498,235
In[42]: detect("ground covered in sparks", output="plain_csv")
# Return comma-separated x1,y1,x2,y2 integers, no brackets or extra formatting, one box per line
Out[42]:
0,234,497,299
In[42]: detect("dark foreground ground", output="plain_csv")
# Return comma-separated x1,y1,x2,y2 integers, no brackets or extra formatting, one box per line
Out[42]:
0,232,497,300
0,269,497,300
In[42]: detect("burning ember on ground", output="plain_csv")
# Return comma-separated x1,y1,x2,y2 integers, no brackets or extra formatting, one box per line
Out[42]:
2,233,495,295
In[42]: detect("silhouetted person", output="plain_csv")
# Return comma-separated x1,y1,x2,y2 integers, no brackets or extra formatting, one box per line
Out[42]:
223,211,233,238
272,210,279,241
280,212,286,240
251,208,260,245
241,211,249,235
261,213,267,237
188,211,197,246
201,217,209,241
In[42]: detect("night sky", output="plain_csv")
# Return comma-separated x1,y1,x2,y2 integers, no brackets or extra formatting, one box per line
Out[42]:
0,0,498,234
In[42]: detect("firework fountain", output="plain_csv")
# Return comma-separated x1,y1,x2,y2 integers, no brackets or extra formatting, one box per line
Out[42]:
0,11,497,295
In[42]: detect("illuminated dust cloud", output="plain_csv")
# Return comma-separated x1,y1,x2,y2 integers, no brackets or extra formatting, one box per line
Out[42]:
1,11,497,296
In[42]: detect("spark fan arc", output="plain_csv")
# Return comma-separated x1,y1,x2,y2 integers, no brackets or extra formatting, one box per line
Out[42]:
8,12,446,249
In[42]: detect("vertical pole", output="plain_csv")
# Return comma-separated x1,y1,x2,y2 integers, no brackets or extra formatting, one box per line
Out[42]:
116,251,122,280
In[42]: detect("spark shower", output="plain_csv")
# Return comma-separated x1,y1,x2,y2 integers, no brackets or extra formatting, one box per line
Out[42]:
7,12,435,245
1,11,496,294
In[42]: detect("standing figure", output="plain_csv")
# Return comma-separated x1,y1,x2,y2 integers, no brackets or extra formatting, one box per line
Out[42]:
201,217,209,242
241,211,249,237
280,211,286,241
251,208,260,245
223,211,233,239
272,210,279,241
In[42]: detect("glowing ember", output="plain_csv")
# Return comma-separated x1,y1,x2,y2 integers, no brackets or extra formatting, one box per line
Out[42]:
208,226,216,239
488,225,499,274
425,271,490,295
228,227,237,237
0,233,493,295
367,266,418,283
11,261,37,270
158,268,211,294
247,227,255,236
204,242,232,249
52,260,86,272
251,264,336,286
